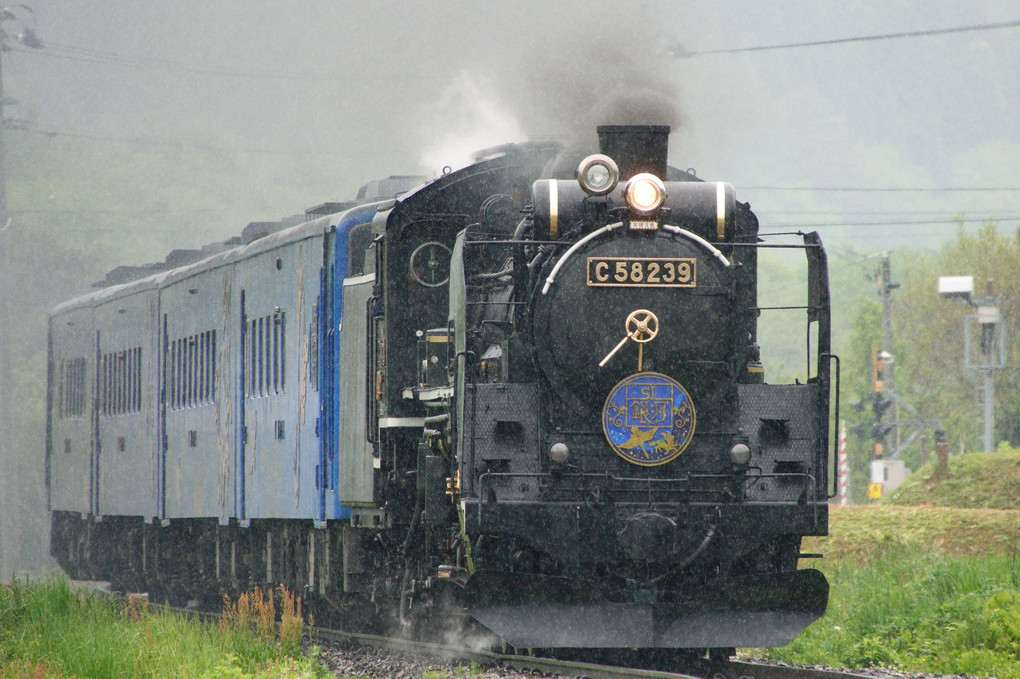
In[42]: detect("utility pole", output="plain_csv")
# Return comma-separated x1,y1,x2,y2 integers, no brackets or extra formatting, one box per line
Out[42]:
854,254,941,499
877,252,899,456
0,5,43,577
0,45,7,577
973,281,1002,452
865,253,898,500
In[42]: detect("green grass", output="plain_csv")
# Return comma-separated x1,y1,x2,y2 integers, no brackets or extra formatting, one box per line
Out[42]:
8,500,1019,677
765,504,1020,678
0,578,329,678
770,549,1020,677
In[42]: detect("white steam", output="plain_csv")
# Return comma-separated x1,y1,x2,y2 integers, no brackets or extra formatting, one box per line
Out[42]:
412,9,683,172
417,71,528,174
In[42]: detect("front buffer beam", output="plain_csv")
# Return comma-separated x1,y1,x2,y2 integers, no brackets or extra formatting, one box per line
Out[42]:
464,568,828,649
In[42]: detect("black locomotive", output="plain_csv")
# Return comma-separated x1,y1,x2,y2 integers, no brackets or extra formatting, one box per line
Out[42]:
48,125,835,657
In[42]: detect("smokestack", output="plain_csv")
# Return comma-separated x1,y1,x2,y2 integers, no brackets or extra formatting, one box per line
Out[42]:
597,125,670,179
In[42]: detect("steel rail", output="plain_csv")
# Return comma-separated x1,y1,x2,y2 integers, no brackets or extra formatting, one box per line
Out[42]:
314,624,877,679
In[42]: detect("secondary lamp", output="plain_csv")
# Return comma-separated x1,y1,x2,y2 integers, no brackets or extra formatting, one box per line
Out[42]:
576,154,619,196
549,442,570,464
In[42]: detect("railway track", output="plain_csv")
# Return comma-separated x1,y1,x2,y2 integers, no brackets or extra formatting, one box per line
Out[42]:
312,625,877,679
76,582,882,679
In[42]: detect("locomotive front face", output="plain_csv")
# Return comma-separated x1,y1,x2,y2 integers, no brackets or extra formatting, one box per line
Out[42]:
527,154,745,479
455,126,832,650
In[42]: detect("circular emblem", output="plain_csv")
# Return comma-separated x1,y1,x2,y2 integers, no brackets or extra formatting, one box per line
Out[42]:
602,372,696,466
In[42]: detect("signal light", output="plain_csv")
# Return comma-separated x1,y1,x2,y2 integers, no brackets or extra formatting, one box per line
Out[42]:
872,422,895,442
872,391,893,418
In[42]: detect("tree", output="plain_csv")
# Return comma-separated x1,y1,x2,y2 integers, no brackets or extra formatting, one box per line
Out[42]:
895,222,1020,450
842,221,1020,482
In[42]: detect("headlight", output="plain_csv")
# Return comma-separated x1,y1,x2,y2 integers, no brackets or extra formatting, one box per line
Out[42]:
576,154,619,196
623,173,666,215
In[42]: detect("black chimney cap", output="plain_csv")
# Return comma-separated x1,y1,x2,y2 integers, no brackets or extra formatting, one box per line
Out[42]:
597,125,670,180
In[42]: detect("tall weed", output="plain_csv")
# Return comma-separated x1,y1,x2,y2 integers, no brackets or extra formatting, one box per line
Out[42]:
279,585,305,657
220,585,310,661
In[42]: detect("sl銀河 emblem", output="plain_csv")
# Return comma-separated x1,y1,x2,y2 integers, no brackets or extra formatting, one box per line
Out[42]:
602,372,695,466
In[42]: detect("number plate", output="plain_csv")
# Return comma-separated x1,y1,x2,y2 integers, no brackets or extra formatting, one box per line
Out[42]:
586,257,697,287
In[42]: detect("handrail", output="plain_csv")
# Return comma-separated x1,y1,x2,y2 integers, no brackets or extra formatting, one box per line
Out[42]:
822,352,841,498
475,469,820,525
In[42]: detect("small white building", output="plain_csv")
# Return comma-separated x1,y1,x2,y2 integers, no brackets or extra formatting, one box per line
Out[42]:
869,459,909,499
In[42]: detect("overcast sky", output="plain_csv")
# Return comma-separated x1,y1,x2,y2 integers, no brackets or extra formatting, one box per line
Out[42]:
4,1,1016,250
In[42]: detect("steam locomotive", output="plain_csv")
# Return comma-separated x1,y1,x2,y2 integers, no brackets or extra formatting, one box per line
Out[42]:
48,125,836,656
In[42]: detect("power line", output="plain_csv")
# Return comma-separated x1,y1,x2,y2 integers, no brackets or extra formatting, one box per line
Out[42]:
10,41,442,83
12,207,228,215
10,123,350,157
768,215,1020,228
744,186,1020,193
13,125,1019,199
758,250,881,298
675,19,1020,57
825,246,885,266
12,40,322,80
14,125,1019,197
763,208,1017,216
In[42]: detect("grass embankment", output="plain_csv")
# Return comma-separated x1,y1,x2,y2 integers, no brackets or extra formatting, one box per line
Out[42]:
0,580,328,678
766,450,1020,678
885,449,1020,509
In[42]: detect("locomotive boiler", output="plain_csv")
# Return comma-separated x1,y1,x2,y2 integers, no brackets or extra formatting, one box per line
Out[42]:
48,124,835,657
